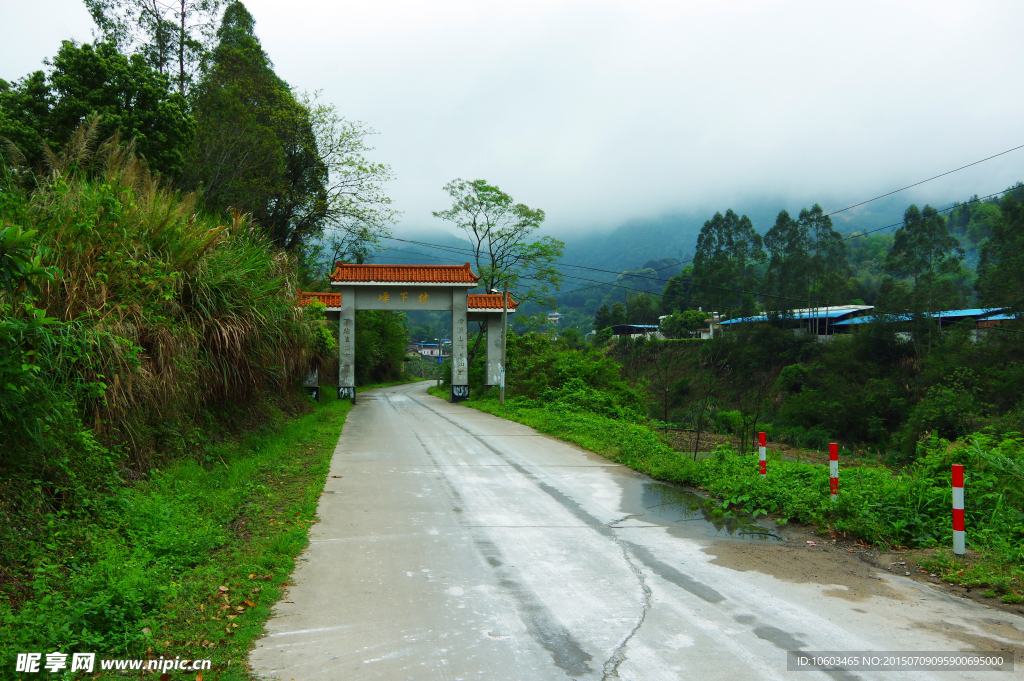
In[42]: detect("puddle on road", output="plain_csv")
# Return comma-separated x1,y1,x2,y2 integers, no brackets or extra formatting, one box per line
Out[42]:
620,481,783,542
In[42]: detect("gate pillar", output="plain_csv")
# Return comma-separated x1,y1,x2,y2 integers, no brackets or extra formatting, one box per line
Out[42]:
485,313,502,388
337,285,355,402
451,288,470,402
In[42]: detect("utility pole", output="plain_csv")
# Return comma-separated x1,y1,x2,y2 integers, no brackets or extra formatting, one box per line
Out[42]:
500,288,508,405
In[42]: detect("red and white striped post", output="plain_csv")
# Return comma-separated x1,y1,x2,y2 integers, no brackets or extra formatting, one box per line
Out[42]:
759,432,767,478
829,443,839,501
952,464,965,556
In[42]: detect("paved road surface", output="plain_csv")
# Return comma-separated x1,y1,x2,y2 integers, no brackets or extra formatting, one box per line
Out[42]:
250,382,1023,680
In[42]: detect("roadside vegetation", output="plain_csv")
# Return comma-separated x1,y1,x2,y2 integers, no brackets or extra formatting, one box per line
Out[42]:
1,0,409,670
436,329,1024,600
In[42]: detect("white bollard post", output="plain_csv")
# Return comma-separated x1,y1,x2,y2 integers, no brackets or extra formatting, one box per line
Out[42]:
829,442,838,501
952,464,965,556
759,432,767,478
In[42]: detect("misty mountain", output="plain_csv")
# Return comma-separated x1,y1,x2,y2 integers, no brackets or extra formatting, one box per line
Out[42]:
558,195,914,276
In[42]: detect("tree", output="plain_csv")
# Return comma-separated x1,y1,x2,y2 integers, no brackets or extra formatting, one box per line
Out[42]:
610,302,627,326
762,209,808,322
432,178,563,363
85,0,224,95
625,292,659,325
0,41,193,178
800,203,850,313
185,2,394,256
660,265,694,314
432,178,563,301
692,209,764,318
885,204,965,316
593,304,612,331
660,310,706,339
303,92,396,266
977,187,1024,315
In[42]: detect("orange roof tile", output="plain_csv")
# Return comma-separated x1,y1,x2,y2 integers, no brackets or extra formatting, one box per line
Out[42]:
297,290,341,307
467,293,519,311
328,262,479,284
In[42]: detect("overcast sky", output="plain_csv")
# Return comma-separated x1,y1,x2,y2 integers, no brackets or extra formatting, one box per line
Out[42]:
5,0,1024,236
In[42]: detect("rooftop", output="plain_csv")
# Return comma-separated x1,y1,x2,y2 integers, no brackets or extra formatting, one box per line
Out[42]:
329,262,479,285
296,291,341,307
720,306,872,325
467,293,519,311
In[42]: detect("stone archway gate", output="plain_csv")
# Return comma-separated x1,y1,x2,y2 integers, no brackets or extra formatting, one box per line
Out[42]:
297,262,517,403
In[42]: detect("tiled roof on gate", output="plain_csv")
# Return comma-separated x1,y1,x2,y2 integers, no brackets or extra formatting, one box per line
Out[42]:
328,262,479,284
467,293,519,311
297,290,341,307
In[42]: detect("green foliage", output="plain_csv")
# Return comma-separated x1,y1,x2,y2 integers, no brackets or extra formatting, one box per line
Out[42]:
714,410,742,436
660,265,694,313
354,310,407,384
503,332,645,415
1,385,352,671
432,178,564,310
84,0,224,96
0,41,194,178
302,300,337,355
977,188,1024,314
660,309,707,338
692,209,764,317
884,204,967,315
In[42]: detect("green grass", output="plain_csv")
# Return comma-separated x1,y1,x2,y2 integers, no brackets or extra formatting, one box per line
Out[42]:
1,389,352,679
440,392,1024,595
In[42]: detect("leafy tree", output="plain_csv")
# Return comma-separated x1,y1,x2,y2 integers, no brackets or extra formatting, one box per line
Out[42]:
799,203,850,311
301,92,396,270
610,301,627,326
354,310,408,384
762,209,807,320
432,178,563,364
660,309,706,339
432,178,563,302
0,41,193,178
660,265,694,314
626,292,659,325
85,0,224,94
885,204,965,316
185,2,394,256
692,209,764,318
977,189,1024,314
593,303,612,331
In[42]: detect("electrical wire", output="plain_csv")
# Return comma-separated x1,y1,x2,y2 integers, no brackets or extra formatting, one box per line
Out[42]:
365,186,1014,300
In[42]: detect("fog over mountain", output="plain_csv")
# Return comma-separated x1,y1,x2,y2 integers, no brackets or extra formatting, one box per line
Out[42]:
5,0,1023,244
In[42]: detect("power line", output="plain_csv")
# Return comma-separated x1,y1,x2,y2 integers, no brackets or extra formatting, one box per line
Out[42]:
822,143,1024,219
548,187,1013,300
371,186,1013,299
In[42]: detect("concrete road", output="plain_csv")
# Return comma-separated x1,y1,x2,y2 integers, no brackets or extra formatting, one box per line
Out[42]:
250,382,1024,680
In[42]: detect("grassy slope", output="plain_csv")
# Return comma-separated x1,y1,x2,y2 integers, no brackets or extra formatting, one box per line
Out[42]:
429,387,1023,599
2,386,357,678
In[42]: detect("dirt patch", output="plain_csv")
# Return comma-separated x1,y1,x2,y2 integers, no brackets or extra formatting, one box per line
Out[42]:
704,522,1024,619
702,524,902,602
909,617,1024,665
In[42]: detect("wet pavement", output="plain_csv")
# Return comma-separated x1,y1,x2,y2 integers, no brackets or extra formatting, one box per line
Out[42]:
250,381,1024,680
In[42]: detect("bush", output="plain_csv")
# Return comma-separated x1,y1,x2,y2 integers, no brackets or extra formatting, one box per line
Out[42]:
714,410,742,435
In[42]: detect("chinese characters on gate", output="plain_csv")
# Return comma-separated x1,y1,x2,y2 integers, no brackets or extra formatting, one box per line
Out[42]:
376,291,430,304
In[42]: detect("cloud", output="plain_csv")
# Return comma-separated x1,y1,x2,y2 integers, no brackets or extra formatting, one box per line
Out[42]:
6,0,1024,236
